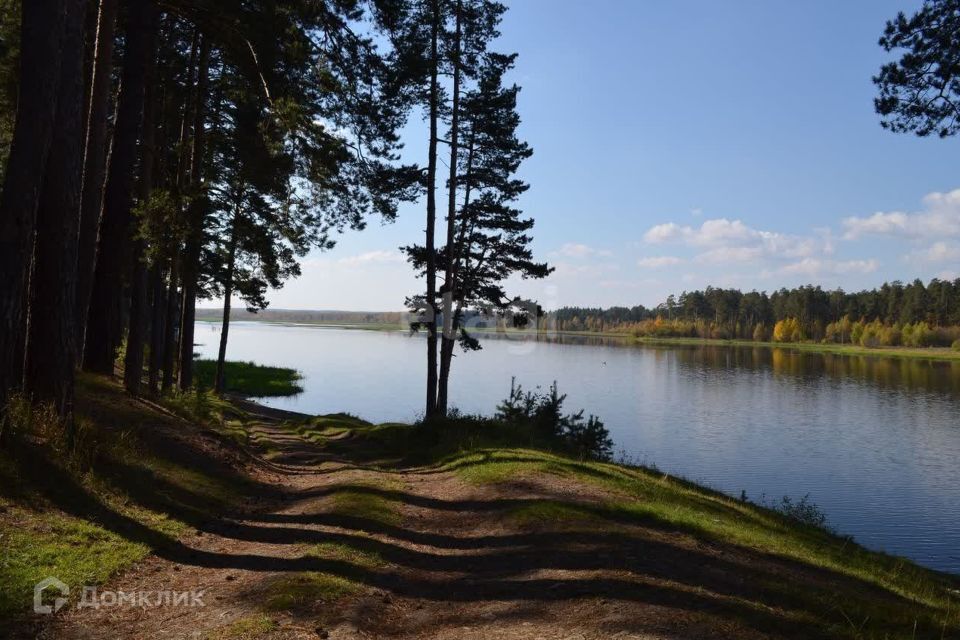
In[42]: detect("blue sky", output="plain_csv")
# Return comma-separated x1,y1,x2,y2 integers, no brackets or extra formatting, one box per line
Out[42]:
237,0,960,311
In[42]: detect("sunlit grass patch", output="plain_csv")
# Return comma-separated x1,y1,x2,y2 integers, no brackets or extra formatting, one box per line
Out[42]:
328,479,402,527
205,614,278,639
308,541,385,569
444,449,573,485
0,507,153,617
194,360,303,397
262,572,361,611
508,500,601,528
432,442,960,632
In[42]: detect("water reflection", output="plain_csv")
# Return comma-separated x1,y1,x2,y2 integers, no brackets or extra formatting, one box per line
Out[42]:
504,332,960,396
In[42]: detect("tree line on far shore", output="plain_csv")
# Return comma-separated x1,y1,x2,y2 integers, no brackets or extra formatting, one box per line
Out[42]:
549,279,960,348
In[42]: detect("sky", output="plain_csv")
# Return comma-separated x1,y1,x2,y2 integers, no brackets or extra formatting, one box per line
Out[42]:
218,0,960,311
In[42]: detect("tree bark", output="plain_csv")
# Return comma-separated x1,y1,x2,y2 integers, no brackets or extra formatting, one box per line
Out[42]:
158,31,198,394
75,0,118,352
214,210,239,395
24,0,88,421
0,0,66,402
160,258,179,392
147,263,165,394
83,0,158,374
424,0,440,418
123,24,159,396
436,0,462,417
177,37,211,391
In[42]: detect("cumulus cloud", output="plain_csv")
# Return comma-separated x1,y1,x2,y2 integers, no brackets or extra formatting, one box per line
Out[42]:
842,188,960,239
779,258,879,277
553,243,612,258
905,241,960,264
642,217,820,264
694,246,765,264
637,256,684,268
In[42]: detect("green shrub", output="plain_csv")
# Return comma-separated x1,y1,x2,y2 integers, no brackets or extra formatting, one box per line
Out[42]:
495,379,613,461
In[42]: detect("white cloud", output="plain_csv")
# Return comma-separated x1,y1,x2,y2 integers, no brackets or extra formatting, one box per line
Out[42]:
905,241,960,264
337,250,406,266
780,258,879,277
553,261,619,277
637,256,684,268
553,242,612,258
642,217,820,265
842,188,960,239
694,246,765,264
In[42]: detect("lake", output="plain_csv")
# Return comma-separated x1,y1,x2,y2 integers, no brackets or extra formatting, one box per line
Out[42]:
194,321,960,574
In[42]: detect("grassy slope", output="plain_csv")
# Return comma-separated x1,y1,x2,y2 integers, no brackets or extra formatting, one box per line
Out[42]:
3,378,958,637
299,415,960,637
0,375,262,623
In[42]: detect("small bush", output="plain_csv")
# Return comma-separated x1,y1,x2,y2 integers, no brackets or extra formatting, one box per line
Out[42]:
953,338,960,352
496,379,613,461
773,494,828,528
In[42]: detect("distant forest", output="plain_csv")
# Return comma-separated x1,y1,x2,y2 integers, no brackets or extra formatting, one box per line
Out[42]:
549,278,960,347
206,278,960,349
195,308,407,326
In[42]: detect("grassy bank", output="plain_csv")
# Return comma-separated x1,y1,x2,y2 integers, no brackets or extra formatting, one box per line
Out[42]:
193,359,303,396
5,377,958,637
296,414,960,638
0,375,262,625
448,327,960,362
626,334,960,361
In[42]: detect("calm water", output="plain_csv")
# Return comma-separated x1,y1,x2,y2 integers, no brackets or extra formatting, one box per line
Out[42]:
195,321,960,574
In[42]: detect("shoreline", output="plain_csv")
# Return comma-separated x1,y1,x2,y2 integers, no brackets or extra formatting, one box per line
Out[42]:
196,318,960,362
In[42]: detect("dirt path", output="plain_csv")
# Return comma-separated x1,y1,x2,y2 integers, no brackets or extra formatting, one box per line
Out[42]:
41,414,787,640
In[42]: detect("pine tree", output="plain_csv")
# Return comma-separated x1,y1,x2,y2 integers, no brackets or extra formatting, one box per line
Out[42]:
0,0,67,402
435,53,551,414
875,0,960,137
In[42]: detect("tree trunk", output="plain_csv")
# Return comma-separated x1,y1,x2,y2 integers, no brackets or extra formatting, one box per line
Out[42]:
436,0,462,417
214,212,239,395
161,258,179,392
0,0,66,402
24,0,87,420
177,37,211,391
147,264,165,394
75,0,118,352
424,0,440,418
123,24,159,396
83,0,158,374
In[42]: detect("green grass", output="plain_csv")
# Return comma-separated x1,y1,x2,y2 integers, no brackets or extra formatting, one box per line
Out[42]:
627,335,960,362
443,447,960,631
311,417,960,638
205,615,278,639
328,479,402,527
193,359,303,397
0,374,257,621
507,500,602,528
308,541,386,569
262,572,361,611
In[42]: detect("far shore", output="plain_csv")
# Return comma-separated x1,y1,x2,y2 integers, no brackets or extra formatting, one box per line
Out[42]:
195,316,960,362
